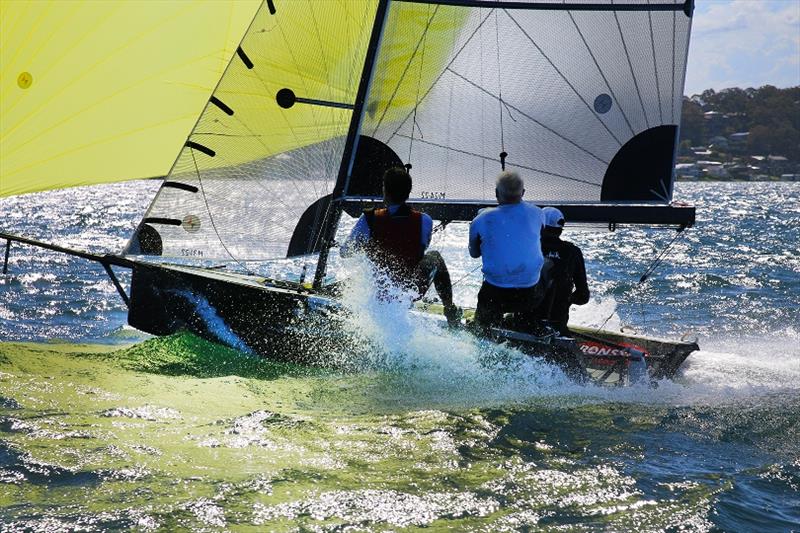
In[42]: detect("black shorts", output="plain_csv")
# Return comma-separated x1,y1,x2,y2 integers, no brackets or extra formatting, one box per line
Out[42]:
474,280,546,330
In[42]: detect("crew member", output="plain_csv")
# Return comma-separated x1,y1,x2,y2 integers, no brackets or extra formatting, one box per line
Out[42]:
468,171,546,331
532,207,590,334
342,167,462,326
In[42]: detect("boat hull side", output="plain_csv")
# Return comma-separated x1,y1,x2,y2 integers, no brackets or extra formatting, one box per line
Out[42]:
128,263,317,361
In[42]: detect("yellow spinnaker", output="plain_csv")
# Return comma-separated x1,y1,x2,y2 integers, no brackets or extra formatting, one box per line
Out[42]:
0,0,260,197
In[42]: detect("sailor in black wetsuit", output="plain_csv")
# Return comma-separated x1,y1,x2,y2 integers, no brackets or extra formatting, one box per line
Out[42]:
532,207,590,335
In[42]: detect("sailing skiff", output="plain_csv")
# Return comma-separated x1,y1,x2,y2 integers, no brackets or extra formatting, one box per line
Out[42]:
1,0,699,385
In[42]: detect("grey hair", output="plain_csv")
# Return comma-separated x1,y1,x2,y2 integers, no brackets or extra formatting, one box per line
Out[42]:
495,171,524,202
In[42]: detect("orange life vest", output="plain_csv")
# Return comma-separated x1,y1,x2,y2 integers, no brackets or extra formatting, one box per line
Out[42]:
364,205,423,282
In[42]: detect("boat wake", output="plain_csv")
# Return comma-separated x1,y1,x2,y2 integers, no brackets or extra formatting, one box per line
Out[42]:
322,261,800,409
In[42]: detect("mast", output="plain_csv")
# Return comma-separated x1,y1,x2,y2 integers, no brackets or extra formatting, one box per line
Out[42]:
313,0,392,289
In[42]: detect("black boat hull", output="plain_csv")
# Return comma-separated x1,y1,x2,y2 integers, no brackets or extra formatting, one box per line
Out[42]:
128,261,698,384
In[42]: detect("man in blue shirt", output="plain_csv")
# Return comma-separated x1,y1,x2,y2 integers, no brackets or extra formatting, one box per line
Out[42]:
342,167,462,326
469,171,546,332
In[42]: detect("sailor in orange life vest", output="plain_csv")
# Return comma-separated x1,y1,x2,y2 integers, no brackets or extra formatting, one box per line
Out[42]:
469,171,549,332
341,167,463,326
531,207,590,335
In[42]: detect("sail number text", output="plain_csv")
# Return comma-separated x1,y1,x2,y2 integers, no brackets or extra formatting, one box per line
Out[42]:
420,191,446,199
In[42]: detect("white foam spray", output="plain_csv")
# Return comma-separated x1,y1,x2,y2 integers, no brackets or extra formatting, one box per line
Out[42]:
331,262,800,409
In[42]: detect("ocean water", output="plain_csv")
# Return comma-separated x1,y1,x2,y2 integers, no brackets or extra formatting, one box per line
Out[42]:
0,181,798,531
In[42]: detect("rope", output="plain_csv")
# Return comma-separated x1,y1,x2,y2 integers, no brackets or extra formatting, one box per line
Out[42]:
494,9,507,170
593,228,687,332
190,149,257,276
639,227,685,283
452,263,482,288
408,4,431,168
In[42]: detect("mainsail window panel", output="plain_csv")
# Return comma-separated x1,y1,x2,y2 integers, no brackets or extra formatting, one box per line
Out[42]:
354,0,691,205
125,1,376,262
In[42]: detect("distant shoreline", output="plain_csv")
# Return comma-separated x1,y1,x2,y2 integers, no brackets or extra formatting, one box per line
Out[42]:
676,176,799,182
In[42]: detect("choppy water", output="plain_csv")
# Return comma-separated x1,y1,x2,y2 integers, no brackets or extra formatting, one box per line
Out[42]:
1,181,799,531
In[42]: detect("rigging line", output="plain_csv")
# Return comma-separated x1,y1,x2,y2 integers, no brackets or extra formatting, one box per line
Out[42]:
479,11,486,194
593,227,687,333
611,4,650,129
503,9,624,147
446,67,610,165
409,3,433,165
451,263,482,287
638,227,685,283
495,9,505,155
442,7,460,191
396,134,601,187
201,95,315,220
272,18,330,199
370,5,441,138
647,0,664,124
387,9,495,143
189,148,257,275
308,1,341,190
309,192,352,256
246,78,323,204
566,11,635,139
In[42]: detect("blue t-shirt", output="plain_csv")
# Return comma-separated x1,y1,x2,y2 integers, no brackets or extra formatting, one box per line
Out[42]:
468,201,545,288
341,204,433,256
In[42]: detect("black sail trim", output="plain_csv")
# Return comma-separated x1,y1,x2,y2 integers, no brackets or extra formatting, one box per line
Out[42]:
266,0,276,15
185,141,215,157
236,46,254,69
601,125,677,202
142,217,182,226
209,96,234,116
161,181,199,193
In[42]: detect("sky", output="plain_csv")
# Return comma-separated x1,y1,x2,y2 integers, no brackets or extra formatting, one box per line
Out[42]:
684,0,800,95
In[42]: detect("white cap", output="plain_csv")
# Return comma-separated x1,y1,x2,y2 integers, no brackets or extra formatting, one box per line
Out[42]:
543,207,565,228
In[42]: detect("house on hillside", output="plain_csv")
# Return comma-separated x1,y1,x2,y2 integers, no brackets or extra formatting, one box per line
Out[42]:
704,111,727,136
709,136,729,151
767,155,790,175
696,160,728,178
729,132,749,150
675,163,700,178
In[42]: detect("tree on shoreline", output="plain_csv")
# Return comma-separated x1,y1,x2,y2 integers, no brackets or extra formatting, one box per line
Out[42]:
680,86,800,161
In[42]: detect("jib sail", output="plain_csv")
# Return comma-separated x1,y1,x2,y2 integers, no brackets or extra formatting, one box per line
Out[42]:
125,1,378,262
